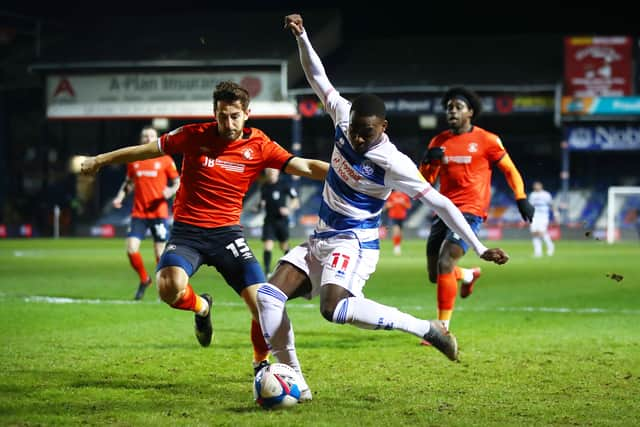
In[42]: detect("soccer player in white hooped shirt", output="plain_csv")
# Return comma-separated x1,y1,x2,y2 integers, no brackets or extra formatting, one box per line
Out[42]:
528,181,556,257
255,13,510,400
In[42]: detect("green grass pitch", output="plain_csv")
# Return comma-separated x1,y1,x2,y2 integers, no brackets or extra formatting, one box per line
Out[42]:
1,238,639,426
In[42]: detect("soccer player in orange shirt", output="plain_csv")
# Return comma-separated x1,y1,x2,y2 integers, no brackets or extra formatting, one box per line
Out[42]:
81,81,329,374
111,126,180,300
385,190,411,255
419,87,534,335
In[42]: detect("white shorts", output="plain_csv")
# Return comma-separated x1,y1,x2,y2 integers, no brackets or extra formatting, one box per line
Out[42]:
530,217,549,233
278,233,379,299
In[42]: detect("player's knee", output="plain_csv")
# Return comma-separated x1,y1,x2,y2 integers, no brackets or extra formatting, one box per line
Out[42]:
156,270,181,304
319,301,337,323
437,257,455,274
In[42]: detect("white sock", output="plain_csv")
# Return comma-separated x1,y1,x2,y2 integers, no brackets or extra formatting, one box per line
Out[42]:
543,233,554,253
460,268,474,284
256,284,309,390
332,296,430,339
532,237,543,256
197,296,209,316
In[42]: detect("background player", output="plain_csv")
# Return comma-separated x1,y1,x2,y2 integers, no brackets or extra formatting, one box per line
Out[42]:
528,180,557,257
111,126,180,300
256,14,510,400
81,81,328,374
419,86,534,333
256,168,299,275
385,190,412,255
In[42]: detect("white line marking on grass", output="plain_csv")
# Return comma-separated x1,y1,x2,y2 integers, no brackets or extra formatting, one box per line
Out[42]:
17,295,640,315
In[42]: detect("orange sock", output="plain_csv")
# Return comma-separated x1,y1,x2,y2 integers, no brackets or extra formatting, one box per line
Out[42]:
453,265,463,281
251,319,270,363
170,284,204,313
436,271,457,323
392,235,401,247
127,252,149,282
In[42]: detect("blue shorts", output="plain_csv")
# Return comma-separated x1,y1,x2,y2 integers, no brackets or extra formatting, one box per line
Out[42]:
157,221,265,295
128,217,169,242
426,213,482,256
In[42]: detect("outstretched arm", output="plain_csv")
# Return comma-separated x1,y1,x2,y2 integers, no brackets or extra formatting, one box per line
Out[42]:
81,141,161,176
417,187,509,264
284,157,329,181
112,178,133,209
285,14,335,106
496,154,534,222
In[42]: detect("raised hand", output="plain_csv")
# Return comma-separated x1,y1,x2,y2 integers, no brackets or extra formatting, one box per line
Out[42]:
480,248,510,265
284,14,304,36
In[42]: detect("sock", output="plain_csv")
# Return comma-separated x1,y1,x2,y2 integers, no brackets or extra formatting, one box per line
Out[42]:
392,235,401,247
454,266,475,283
128,252,149,282
437,272,457,329
263,250,272,274
170,284,208,315
332,296,430,339
533,237,543,256
543,233,554,254
251,318,270,364
256,284,308,390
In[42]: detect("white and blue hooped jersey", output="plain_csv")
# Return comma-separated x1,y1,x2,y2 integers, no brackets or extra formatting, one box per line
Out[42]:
315,91,433,248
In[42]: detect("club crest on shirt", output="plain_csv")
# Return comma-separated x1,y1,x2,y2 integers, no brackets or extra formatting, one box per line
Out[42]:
243,148,254,160
361,160,375,177
337,137,345,147
468,142,478,153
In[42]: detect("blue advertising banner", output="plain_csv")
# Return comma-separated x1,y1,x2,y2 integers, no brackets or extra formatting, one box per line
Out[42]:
562,96,640,115
565,125,640,150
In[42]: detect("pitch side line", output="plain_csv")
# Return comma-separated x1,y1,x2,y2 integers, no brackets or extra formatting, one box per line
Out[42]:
16,295,640,315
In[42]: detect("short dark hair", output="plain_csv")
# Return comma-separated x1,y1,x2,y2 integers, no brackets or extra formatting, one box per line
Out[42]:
351,93,386,119
441,86,482,119
213,80,251,111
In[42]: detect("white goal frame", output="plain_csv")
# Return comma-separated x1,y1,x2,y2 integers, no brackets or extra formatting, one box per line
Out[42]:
606,186,640,244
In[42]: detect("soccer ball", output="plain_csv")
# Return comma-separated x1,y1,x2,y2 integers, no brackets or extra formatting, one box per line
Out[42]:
253,363,302,410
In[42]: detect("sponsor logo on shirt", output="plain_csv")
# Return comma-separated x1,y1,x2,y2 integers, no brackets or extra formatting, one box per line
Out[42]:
445,155,472,164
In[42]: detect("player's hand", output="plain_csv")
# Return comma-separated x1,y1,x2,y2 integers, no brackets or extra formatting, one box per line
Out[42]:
421,147,444,165
480,248,509,265
162,187,174,200
279,207,290,216
284,14,304,36
516,198,535,222
112,199,123,209
80,156,100,175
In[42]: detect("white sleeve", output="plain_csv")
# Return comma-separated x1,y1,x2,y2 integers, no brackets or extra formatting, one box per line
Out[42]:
417,188,488,256
385,151,488,256
296,31,349,126
296,31,334,107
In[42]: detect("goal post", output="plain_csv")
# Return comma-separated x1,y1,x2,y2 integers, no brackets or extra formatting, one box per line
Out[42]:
606,186,640,244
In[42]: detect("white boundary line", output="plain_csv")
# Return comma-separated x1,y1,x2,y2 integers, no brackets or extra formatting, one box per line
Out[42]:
14,295,640,315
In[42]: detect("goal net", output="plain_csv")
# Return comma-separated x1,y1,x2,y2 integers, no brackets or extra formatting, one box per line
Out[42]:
606,186,640,243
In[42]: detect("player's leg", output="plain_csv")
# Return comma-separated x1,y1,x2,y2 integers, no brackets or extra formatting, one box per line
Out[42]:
276,217,291,255
135,218,169,300
315,238,457,361
541,224,554,256
213,227,275,374
127,218,151,299
262,220,276,275
156,223,211,346
256,246,316,399
263,239,275,275
392,222,402,255
434,214,482,330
